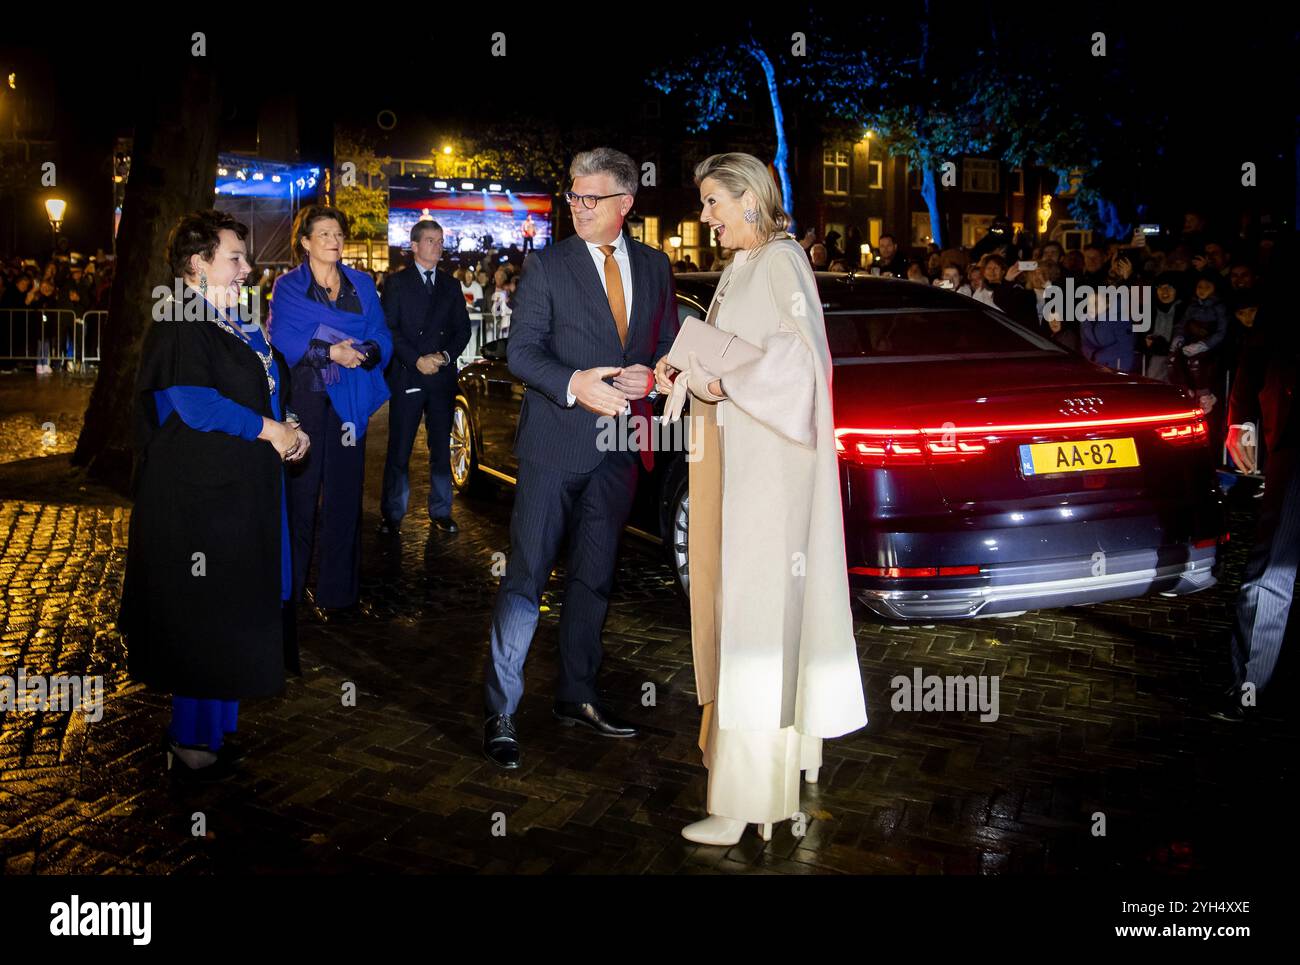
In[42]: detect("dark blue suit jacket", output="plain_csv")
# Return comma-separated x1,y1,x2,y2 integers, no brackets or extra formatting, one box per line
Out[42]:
508,231,679,473
381,262,472,395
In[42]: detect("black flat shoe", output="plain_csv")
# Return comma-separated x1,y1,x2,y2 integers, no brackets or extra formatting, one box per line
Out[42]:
166,739,238,782
553,701,639,738
432,516,459,534
483,713,521,769
377,518,401,536
316,599,372,621
214,739,247,766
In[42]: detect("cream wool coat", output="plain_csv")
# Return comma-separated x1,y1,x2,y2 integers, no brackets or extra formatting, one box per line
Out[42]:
687,237,868,739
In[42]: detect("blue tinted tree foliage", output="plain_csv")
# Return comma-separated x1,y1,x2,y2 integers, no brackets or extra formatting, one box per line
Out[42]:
654,8,1183,244
651,16,882,236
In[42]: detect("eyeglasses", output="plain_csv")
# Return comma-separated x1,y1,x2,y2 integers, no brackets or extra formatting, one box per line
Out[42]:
564,191,626,210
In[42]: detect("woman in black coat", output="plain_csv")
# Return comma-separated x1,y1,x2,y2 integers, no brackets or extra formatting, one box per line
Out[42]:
120,210,309,780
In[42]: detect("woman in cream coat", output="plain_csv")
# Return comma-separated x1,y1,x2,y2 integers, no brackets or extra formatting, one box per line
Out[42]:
654,153,868,846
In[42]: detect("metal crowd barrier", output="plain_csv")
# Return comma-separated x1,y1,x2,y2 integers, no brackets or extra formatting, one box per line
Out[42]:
79,310,106,366
0,308,79,365
0,308,106,373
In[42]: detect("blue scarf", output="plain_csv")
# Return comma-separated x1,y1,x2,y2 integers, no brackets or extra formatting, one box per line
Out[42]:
268,263,392,437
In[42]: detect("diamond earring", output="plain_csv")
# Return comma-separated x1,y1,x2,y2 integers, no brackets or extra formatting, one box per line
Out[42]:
743,208,758,224
199,271,208,296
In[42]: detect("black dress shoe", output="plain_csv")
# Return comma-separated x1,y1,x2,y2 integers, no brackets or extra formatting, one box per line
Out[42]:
483,714,521,769
377,518,401,536
432,516,459,534
1208,691,1254,723
553,701,639,738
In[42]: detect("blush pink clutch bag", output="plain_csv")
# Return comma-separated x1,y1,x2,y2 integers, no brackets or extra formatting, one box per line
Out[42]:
663,316,762,421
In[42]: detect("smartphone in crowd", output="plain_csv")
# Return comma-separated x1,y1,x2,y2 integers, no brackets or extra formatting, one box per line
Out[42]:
1133,225,1160,248
1016,261,1037,271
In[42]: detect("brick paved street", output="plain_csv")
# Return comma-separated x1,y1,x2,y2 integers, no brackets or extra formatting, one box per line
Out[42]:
0,375,1295,874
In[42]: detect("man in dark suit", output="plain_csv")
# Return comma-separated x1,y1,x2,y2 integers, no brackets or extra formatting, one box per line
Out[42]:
1214,296,1299,721
482,147,679,768
380,219,471,535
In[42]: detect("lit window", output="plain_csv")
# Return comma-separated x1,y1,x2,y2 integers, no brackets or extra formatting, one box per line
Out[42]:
962,158,1000,193
822,147,850,195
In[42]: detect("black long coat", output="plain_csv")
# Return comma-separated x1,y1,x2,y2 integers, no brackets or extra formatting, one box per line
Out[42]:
119,316,287,699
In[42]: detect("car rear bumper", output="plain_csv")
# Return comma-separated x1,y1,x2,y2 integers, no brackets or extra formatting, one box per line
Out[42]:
852,544,1218,620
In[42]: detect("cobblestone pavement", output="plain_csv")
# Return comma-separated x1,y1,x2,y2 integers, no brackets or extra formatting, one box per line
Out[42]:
0,375,1295,874
0,371,87,465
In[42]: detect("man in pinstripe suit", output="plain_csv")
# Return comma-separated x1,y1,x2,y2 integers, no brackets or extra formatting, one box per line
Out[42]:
482,148,679,768
1213,298,1298,722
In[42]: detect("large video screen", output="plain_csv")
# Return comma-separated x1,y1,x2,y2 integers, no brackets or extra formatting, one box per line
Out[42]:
388,182,553,253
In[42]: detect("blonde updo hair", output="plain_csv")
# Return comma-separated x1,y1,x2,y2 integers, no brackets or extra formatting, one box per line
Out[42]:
693,152,790,248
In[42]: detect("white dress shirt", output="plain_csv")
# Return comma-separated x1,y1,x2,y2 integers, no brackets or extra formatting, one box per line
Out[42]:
566,233,635,408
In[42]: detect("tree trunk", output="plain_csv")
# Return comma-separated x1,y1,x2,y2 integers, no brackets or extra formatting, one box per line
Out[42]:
72,60,221,492
745,42,796,235
921,161,944,249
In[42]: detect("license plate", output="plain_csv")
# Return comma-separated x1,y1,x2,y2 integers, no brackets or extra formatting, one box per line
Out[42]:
1019,438,1139,475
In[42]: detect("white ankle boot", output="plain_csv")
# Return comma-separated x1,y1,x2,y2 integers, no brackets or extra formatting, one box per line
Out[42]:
681,814,772,845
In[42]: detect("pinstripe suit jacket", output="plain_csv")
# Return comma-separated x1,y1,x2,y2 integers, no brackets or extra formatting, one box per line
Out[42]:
507,230,679,473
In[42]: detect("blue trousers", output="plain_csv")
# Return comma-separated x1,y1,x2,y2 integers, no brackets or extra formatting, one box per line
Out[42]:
287,389,368,608
170,697,238,750
381,383,454,522
484,450,639,715
1230,450,1299,693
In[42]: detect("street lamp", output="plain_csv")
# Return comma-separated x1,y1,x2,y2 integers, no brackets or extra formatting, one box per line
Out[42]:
45,197,66,230
45,198,66,253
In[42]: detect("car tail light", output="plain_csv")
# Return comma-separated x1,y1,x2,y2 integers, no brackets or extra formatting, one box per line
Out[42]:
835,429,926,466
850,565,982,578
1156,415,1209,445
1192,532,1230,549
835,428,987,467
836,408,1209,466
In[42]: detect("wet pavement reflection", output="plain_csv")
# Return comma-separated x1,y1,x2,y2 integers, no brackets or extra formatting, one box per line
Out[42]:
0,374,1295,874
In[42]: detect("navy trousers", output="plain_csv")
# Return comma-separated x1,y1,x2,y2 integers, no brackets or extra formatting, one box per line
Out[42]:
287,388,368,609
484,449,639,715
381,383,454,522
1230,449,1300,694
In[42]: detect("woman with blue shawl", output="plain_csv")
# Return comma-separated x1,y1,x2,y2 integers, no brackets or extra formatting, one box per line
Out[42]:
121,210,309,781
269,206,392,613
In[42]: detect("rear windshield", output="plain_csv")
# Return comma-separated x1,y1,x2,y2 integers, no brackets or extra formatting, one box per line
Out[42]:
825,309,1063,359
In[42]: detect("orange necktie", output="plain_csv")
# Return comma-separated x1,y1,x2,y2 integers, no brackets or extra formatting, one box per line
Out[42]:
598,244,629,347
599,244,652,471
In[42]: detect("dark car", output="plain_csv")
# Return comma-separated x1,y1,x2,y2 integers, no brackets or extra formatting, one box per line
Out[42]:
451,272,1225,621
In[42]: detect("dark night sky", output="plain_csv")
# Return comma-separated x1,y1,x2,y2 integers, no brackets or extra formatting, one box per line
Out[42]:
1,11,1294,254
